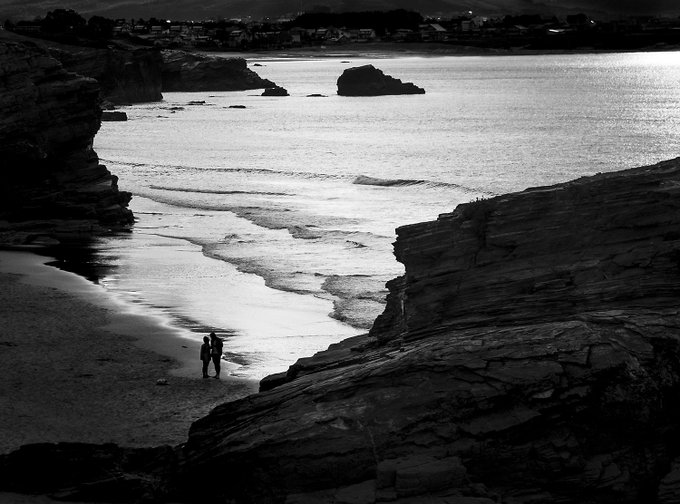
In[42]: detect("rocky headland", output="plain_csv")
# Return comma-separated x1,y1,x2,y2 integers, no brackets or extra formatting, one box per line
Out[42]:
0,34,133,245
1,32,275,104
46,41,164,104
337,64,425,96
2,156,680,503
161,50,274,92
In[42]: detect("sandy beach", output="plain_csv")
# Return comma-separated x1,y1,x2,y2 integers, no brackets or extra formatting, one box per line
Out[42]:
0,249,257,456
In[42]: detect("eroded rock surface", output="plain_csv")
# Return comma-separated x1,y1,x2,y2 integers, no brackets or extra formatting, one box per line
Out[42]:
0,35,133,245
337,64,425,96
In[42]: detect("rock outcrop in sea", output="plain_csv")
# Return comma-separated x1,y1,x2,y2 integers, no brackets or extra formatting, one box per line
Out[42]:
262,85,289,96
3,158,680,503
161,50,275,92
0,35,133,244
337,64,425,96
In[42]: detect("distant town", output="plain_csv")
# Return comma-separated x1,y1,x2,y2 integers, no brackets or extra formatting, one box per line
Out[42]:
5,8,680,52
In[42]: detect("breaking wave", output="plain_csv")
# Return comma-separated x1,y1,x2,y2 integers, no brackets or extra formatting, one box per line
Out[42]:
149,185,290,196
353,174,482,192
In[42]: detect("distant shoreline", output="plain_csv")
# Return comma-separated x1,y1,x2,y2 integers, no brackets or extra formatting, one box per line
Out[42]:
211,40,680,61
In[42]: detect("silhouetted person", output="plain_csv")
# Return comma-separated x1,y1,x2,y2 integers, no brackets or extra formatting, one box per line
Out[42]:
210,332,223,379
200,336,211,378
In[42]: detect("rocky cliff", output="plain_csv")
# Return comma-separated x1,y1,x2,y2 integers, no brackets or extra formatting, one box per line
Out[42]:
161,50,274,92
3,159,680,504
47,41,163,104
3,32,277,104
0,35,133,244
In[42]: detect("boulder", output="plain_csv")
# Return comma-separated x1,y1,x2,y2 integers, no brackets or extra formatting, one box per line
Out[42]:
101,111,127,121
262,85,289,96
337,65,425,96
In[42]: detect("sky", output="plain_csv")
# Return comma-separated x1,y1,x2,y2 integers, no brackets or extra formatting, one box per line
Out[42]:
0,0,678,21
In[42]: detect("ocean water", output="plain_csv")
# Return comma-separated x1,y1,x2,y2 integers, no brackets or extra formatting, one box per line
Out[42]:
93,51,680,380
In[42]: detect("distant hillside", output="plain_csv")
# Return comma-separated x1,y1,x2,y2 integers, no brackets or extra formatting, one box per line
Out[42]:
1,0,678,22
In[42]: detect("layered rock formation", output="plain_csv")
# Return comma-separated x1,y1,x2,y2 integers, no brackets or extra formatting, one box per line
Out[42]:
0,36,133,244
161,50,274,92
3,159,680,504
4,32,276,104
46,41,163,104
337,64,425,96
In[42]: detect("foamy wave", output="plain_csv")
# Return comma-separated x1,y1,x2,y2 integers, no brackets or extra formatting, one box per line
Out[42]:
149,185,290,196
101,158,348,182
353,174,471,191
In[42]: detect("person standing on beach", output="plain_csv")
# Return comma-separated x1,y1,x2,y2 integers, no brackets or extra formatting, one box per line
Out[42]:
200,336,211,379
209,332,223,379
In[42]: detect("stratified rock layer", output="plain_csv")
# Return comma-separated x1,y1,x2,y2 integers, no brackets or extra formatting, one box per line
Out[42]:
46,41,163,104
337,64,425,96
175,159,680,503
0,36,133,244
161,50,274,92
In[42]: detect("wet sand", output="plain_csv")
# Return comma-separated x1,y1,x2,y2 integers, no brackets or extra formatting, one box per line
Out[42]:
0,250,257,456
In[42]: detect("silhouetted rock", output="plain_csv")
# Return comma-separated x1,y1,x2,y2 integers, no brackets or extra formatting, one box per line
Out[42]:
101,111,127,121
262,85,289,96
337,64,425,96
162,50,274,92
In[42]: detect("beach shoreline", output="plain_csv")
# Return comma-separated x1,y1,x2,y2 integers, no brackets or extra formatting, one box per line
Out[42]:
0,249,257,455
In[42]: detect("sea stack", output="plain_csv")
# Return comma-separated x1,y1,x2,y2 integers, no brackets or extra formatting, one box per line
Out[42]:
337,64,425,96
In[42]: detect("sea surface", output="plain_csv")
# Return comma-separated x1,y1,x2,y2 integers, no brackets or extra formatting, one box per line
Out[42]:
93,51,680,380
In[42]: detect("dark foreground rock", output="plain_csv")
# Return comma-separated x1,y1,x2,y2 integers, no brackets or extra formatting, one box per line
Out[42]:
3,155,680,503
0,35,133,245
337,64,425,96
161,50,274,92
